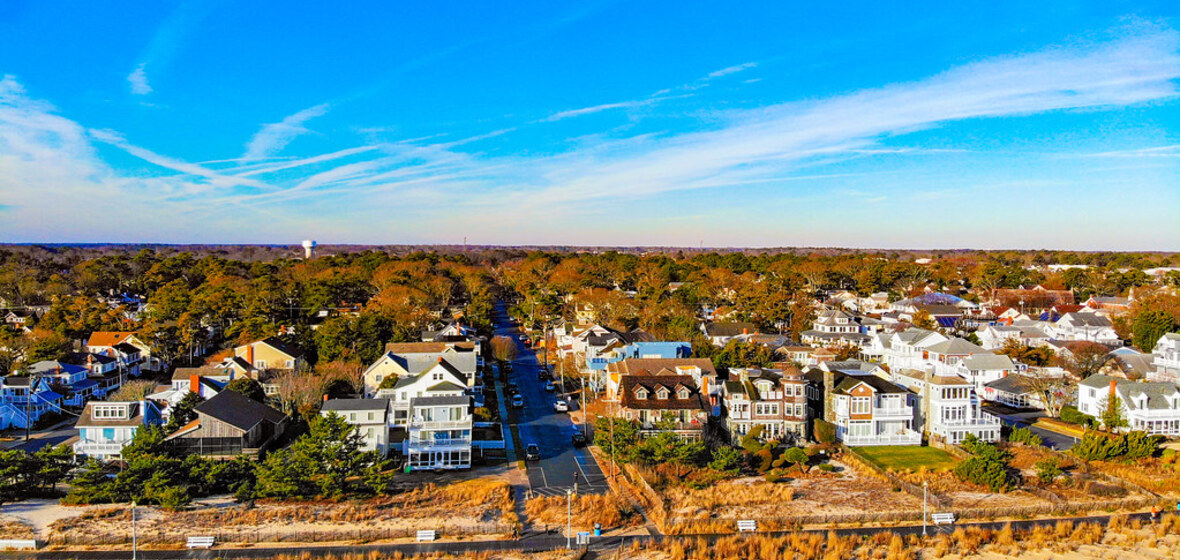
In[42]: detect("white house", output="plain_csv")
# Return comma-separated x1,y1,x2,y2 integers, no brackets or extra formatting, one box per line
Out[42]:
951,353,1018,392
1077,374,1180,435
1051,313,1121,345
321,398,393,455
364,342,479,396
800,309,870,347
74,400,163,460
405,395,472,470
813,369,921,446
1151,333,1180,383
890,371,1000,444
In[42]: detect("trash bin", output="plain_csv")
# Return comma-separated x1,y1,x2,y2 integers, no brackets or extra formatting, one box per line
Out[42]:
594,523,602,536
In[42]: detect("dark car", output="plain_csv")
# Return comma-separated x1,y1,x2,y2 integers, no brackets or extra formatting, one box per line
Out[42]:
507,379,519,390
511,394,525,408
571,431,588,447
525,444,541,461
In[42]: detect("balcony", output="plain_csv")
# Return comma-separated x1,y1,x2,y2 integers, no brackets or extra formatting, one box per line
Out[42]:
406,437,472,451
74,441,128,456
408,419,472,431
873,406,914,418
639,421,704,432
843,430,921,446
938,415,1001,427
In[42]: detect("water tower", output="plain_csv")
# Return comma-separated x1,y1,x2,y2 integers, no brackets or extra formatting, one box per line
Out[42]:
302,239,317,259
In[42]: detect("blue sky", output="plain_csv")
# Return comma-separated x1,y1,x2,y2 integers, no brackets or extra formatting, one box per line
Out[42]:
1,1,1178,249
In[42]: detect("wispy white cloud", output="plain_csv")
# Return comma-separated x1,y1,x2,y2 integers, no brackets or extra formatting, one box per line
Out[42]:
1081,144,1180,158
243,103,331,160
126,1,218,96
544,101,650,122
89,129,275,191
127,63,152,95
706,62,757,80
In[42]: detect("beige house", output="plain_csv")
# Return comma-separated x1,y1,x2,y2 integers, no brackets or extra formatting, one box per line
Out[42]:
234,337,305,372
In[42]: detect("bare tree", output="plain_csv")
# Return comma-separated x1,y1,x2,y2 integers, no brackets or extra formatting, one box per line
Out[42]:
108,379,157,401
1019,373,1075,418
274,370,327,415
490,335,518,366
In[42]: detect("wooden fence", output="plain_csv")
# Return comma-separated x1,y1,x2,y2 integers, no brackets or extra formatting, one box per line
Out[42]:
47,523,516,547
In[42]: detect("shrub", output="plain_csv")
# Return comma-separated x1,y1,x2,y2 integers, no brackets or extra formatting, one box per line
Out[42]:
707,446,744,476
1008,427,1043,447
954,438,1018,492
1034,459,1062,484
1060,405,1096,427
1071,431,1161,462
817,463,836,473
813,419,836,444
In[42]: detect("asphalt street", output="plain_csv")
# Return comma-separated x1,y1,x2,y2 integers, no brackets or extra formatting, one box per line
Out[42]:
2,423,77,453
982,403,1079,451
492,302,610,497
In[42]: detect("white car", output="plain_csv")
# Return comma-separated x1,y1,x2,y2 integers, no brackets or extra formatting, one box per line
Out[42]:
553,399,569,412
511,395,525,408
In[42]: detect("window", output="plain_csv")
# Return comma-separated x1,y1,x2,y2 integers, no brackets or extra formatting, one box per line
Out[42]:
375,374,383,382
755,403,779,416
656,388,670,400
635,389,648,400
851,397,871,415
285,360,294,368
255,360,267,369
93,405,127,419
367,412,375,422
677,388,690,400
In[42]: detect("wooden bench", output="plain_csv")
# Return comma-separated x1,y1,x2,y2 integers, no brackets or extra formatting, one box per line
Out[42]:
186,536,216,549
737,520,757,532
931,513,956,525
416,530,437,542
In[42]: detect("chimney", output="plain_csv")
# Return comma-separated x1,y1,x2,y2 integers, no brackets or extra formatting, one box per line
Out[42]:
742,328,749,335
246,344,254,366
190,374,200,394
823,370,835,422
1110,378,1118,400
323,394,330,403
438,356,444,363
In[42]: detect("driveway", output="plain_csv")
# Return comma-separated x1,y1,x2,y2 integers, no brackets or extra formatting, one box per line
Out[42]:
982,403,1078,451
493,302,609,497
2,422,78,453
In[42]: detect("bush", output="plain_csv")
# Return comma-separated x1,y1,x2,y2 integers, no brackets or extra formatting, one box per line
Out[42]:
1060,405,1096,428
1008,427,1043,447
1034,459,1062,484
814,419,836,444
817,463,836,473
1071,431,1161,462
955,437,1018,492
708,446,745,476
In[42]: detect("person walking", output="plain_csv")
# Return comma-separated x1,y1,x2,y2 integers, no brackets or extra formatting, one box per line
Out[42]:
1151,505,1160,523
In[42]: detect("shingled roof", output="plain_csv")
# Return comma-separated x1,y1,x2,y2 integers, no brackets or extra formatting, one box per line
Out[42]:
619,375,708,411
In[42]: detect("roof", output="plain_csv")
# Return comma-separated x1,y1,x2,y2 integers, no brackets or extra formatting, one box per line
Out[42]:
619,375,708,411
384,341,475,354
113,343,141,354
984,374,1036,394
172,366,224,381
410,395,471,407
703,322,759,337
426,381,466,392
929,375,971,386
606,358,718,378
831,372,909,395
960,353,1015,371
1080,374,1180,411
76,401,146,428
926,338,984,355
322,398,391,412
61,352,117,366
27,360,88,377
257,336,304,359
1060,313,1113,328
914,304,964,316
193,390,286,432
86,331,136,348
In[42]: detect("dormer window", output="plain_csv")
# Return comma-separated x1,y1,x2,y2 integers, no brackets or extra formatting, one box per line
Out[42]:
635,388,648,400
656,388,670,400
677,388,690,400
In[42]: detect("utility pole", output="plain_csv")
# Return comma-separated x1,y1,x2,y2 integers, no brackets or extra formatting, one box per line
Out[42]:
132,501,138,560
23,372,38,442
566,488,573,549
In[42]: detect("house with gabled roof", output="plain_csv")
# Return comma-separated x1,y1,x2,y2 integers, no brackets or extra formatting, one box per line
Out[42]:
321,398,393,455
165,390,289,456
234,337,305,373
807,367,920,446
1050,313,1121,345
86,331,161,374
74,400,163,460
363,341,478,396
723,365,808,443
617,373,709,439
605,358,719,409
375,356,470,426
1077,375,1180,435
702,322,760,347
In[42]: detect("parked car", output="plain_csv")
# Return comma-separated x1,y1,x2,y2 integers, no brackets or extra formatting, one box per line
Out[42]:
525,444,541,461
507,379,519,390
553,399,569,412
507,386,520,397
544,381,555,392
511,395,525,408
571,431,588,447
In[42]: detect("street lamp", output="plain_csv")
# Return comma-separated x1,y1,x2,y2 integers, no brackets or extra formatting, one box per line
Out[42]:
131,501,138,560
922,481,928,537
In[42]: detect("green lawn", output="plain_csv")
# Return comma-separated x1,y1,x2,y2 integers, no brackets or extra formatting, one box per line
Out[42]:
855,445,960,472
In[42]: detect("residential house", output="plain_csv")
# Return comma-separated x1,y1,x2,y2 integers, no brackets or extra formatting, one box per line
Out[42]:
321,398,393,455
808,368,920,446
0,375,62,430
990,286,1075,312
982,374,1047,409
800,309,870,347
882,328,949,371
27,360,100,408
587,340,692,373
617,373,710,439
889,371,1000,444
952,353,1017,392
363,341,479,396
702,322,760,347
1050,313,1121,345
166,390,289,456
723,366,808,443
377,357,469,426
1077,375,1180,435
404,394,473,470
61,352,122,398
86,331,161,374
73,400,163,460
234,337,305,372
604,358,720,410
1083,295,1133,314
1150,333,1180,383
